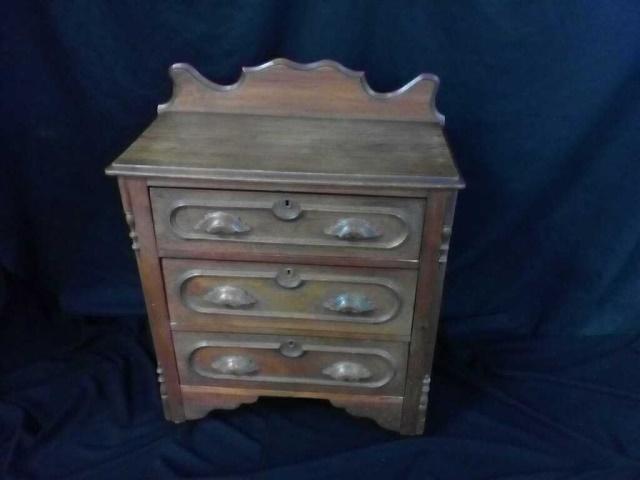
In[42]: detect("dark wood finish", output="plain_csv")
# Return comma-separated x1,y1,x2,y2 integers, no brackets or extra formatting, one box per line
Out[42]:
157,59,443,123
106,59,463,434
400,191,457,434
105,114,462,194
150,188,425,265
117,178,185,421
146,176,456,198
174,331,407,396
181,385,404,432
160,246,418,270
182,387,259,420
163,258,417,339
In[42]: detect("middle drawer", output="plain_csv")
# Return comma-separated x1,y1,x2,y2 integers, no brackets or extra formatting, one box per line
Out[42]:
164,259,417,338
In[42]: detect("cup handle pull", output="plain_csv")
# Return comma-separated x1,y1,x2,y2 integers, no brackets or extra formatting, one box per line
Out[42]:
194,211,251,235
203,285,256,309
324,218,381,240
323,293,375,314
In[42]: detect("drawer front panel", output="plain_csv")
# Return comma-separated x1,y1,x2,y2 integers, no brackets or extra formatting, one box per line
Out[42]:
164,259,417,337
174,332,407,395
151,188,424,264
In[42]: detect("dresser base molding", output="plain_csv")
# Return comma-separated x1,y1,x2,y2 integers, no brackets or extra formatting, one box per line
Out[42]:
180,385,405,433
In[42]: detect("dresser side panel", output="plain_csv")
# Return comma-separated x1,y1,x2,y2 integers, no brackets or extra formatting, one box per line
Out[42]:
400,190,456,434
119,177,185,421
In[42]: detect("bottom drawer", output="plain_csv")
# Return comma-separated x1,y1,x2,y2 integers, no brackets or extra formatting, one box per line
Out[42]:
174,332,407,396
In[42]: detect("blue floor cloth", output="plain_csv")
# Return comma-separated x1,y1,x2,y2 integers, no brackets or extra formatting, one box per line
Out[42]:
1,283,638,479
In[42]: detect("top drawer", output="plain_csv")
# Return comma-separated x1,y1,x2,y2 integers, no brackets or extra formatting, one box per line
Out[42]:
150,188,425,265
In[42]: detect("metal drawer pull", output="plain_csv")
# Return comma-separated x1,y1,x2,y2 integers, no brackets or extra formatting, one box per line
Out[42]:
194,211,251,234
203,285,257,308
272,198,302,220
211,355,258,375
322,361,372,382
323,293,375,314
324,218,382,240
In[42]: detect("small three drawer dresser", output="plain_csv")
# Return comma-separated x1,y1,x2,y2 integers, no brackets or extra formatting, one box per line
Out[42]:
106,59,463,435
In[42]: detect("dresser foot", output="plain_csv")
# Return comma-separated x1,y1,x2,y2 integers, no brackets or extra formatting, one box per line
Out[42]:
183,392,259,420
329,397,404,433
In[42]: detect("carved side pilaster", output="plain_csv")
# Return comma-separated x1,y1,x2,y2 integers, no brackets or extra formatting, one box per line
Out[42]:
117,178,140,251
437,191,458,266
437,225,451,264
125,212,140,251
156,365,170,418
416,374,432,432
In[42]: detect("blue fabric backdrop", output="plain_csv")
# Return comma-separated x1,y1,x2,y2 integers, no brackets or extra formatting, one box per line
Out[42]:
1,1,639,478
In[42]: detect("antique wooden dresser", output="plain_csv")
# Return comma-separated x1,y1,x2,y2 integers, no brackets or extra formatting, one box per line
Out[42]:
106,59,463,435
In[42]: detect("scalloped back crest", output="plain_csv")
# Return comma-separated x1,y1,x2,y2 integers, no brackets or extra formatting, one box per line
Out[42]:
158,59,444,124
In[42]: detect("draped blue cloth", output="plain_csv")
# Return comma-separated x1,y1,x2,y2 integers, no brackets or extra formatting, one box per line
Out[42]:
1,1,639,478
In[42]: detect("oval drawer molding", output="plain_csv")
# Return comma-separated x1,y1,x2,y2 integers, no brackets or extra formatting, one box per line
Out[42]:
164,259,417,337
151,188,424,264
174,331,407,394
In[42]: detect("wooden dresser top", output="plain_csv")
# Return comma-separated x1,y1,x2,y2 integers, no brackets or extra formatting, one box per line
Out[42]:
106,59,463,194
